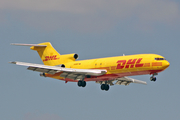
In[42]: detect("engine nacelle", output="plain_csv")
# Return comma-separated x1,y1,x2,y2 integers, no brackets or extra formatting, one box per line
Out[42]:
40,72,46,77
60,53,79,63
73,54,78,59
56,64,66,68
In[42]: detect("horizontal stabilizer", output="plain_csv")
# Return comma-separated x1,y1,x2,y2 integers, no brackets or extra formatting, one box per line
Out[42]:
11,43,47,47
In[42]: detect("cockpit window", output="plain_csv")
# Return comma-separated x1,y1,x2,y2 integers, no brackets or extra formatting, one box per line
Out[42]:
155,58,166,60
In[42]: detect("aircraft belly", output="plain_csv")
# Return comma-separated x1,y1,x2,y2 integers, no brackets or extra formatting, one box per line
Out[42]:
45,69,163,82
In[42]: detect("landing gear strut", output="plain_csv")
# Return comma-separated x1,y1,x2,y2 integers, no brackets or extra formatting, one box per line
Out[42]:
150,73,157,82
77,80,86,87
101,84,110,91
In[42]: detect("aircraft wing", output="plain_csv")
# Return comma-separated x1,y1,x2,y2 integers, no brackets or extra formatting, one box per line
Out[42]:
9,61,107,79
96,77,147,86
115,77,147,85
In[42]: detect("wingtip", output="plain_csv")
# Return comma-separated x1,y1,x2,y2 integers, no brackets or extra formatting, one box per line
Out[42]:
9,61,17,64
140,81,147,85
10,43,16,45
10,43,21,46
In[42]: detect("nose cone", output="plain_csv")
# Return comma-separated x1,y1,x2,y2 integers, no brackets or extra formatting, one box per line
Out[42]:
163,60,170,69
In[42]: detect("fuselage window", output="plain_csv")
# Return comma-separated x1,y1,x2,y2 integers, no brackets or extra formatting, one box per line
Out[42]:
155,58,166,60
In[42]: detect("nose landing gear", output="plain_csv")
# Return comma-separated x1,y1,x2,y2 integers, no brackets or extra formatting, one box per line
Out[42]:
150,76,156,81
150,73,158,82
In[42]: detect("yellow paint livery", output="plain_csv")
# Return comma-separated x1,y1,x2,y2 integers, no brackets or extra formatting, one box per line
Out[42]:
10,42,170,91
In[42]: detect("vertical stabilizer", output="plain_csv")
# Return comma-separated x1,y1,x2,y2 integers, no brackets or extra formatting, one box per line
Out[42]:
11,42,78,66
30,42,61,66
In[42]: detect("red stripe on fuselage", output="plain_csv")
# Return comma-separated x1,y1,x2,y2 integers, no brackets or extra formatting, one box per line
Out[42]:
48,69,164,82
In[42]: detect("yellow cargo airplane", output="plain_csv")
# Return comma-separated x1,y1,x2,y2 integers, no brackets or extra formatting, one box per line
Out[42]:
10,42,170,91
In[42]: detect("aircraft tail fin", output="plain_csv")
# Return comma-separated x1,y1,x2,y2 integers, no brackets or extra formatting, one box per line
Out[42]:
11,42,61,66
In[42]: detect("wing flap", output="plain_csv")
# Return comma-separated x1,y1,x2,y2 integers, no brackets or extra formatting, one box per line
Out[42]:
60,72,84,80
115,80,131,85
27,66,57,74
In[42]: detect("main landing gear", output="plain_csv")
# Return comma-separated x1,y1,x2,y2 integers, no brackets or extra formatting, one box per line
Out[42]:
150,73,158,82
101,84,110,91
77,80,86,87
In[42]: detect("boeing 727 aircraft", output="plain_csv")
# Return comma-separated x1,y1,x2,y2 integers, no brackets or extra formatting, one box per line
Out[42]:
10,42,170,91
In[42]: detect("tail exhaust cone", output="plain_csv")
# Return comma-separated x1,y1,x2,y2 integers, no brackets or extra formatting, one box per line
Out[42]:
74,54,78,60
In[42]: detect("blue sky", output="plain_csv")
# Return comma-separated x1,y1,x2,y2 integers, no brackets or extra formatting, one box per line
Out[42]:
1,0,180,120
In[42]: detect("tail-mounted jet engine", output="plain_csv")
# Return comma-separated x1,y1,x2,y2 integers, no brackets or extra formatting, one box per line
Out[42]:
60,53,78,63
